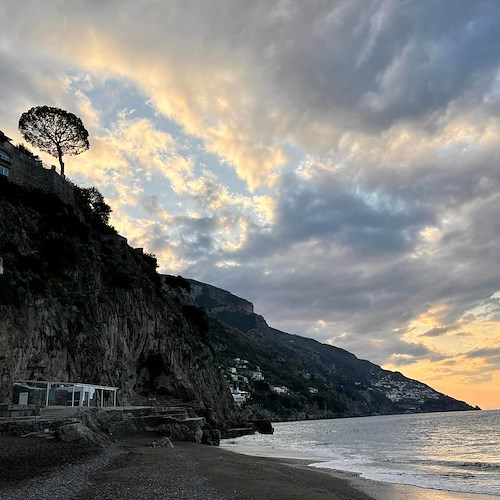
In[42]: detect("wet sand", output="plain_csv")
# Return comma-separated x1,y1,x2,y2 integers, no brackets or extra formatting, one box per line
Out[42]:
0,435,496,499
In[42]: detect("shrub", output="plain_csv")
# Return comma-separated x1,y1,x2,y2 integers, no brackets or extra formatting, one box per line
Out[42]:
15,143,40,161
181,304,210,339
142,252,158,270
74,186,112,226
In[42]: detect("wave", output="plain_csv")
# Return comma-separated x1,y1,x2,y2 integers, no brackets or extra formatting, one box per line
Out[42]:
309,459,500,496
410,458,500,472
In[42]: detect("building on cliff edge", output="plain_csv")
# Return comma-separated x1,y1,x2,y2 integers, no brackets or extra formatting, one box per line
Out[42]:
13,380,118,408
0,129,75,206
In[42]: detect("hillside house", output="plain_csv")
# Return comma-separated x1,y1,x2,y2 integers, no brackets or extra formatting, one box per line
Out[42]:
271,385,289,395
0,129,74,205
0,131,11,178
249,366,264,381
230,387,249,406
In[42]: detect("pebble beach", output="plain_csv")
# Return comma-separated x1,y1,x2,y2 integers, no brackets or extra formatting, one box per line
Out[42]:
1,435,496,500
0,435,372,499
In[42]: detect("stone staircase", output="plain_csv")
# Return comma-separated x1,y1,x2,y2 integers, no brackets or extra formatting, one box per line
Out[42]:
159,398,206,417
155,406,191,419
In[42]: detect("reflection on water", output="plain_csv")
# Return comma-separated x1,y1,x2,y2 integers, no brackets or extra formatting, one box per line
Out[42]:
222,410,500,497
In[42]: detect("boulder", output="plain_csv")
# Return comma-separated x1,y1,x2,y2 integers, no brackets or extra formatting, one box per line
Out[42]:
250,419,274,434
202,428,221,446
194,426,203,444
56,423,102,444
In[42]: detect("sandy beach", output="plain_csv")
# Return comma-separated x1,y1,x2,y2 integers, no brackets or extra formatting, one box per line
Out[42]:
0,435,496,500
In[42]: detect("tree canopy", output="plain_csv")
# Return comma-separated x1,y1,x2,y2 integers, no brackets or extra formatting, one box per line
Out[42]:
18,106,89,178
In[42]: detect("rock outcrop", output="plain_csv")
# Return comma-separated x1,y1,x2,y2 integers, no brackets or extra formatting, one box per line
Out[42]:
0,179,235,426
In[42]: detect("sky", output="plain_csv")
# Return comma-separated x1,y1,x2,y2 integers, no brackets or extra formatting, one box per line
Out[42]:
1,0,500,409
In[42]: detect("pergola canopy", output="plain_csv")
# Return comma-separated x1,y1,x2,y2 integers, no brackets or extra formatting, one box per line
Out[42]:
13,379,118,407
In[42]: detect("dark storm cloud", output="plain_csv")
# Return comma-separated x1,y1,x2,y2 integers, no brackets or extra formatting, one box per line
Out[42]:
167,216,218,260
345,335,444,366
483,355,500,368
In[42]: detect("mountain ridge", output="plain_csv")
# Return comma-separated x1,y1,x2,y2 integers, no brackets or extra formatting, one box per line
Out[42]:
163,276,477,420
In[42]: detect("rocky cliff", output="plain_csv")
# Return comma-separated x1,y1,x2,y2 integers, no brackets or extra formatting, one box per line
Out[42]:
0,178,235,426
165,278,477,420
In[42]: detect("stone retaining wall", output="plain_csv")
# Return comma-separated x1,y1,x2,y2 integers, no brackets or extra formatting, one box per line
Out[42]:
4,144,75,206
0,404,38,418
0,407,210,443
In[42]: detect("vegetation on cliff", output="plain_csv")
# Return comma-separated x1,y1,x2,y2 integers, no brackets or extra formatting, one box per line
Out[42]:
0,178,235,425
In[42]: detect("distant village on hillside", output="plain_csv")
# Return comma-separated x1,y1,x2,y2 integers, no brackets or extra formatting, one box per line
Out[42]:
224,357,318,406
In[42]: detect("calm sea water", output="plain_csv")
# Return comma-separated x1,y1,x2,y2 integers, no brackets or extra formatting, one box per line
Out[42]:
222,410,500,496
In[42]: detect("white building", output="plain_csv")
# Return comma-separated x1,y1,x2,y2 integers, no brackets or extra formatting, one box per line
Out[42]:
250,370,264,381
271,385,289,395
230,387,249,405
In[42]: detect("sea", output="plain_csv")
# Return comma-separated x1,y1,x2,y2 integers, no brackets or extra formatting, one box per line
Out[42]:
222,410,500,497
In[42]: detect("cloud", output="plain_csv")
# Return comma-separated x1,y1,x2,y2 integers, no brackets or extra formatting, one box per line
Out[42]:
420,326,457,338
465,347,500,359
2,0,500,408
5,1,500,189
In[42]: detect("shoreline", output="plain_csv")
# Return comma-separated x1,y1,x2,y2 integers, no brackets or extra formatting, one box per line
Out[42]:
221,445,499,500
277,458,498,500
1,435,497,499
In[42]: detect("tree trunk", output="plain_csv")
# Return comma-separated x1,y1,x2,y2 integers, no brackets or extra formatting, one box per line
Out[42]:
57,147,65,178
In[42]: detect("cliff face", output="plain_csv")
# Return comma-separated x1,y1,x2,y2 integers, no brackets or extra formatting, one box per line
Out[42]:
0,179,235,425
168,278,477,420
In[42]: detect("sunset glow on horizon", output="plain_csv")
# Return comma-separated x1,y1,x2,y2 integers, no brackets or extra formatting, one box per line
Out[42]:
1,1,500,409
